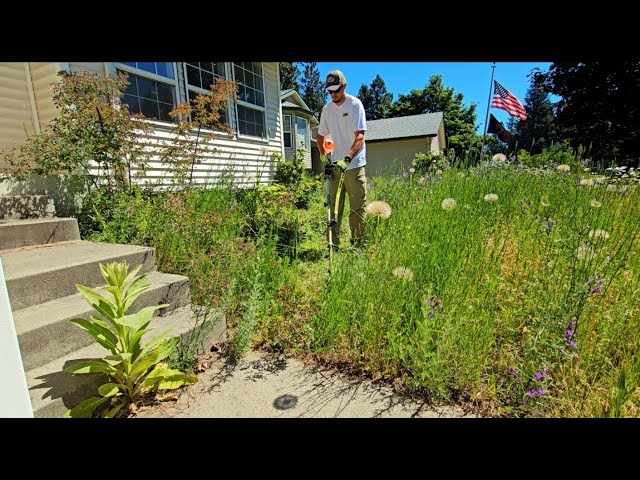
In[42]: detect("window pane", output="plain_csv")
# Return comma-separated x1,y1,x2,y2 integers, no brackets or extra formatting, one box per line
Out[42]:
186,65,201,88
284,132,292,148
201,71,214,90
156,83,174,104
158,102,174,122
255,91,264,107
213,62,225,77
137,77,157,100
123,75,137,96
140,98,159,119
137,62,156,75
123,94,139,113
155,62,174,79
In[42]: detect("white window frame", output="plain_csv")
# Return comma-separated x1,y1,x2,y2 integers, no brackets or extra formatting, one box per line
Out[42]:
296,116,309,149
232,62,267,140
283,114,292,148
182,62,232,133
114,62,180,125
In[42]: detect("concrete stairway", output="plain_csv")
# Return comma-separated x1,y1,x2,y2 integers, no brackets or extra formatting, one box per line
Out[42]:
0,217,226,418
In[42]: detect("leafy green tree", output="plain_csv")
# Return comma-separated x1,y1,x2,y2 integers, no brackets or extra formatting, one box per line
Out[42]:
279,62,300,91
390,74,480,156
358,74,394,120
299,62,326,119
534,61,640,166
507,73,556,154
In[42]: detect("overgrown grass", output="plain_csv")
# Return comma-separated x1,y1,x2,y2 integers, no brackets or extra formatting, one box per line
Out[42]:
79,163,640,417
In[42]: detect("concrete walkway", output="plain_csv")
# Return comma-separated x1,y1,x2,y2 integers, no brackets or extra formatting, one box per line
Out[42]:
136,350,476,418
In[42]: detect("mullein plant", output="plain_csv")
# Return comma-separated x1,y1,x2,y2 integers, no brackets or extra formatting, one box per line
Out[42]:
64,261,197,418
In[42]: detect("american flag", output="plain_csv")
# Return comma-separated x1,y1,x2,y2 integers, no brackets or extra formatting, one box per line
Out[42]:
491,80,527,121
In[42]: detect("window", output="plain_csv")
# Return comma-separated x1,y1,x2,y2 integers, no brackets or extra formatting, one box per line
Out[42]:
117,62,177,122
283,115,292,148
296,116,308,149
184,62,228,127
233,62,266,138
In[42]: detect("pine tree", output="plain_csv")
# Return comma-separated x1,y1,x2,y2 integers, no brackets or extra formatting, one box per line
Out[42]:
358,74,393,120
279,62,300,91
299,62,326,119
509,74,556,154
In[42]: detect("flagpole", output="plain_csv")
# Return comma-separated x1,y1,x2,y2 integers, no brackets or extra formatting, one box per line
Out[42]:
480,62,497,157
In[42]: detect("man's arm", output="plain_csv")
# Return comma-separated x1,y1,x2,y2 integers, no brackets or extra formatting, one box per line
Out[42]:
317,133,326,156
346,130,365,159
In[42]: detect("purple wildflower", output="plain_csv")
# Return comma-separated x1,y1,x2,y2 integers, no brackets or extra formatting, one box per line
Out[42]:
589,287,602,295
534,367,548,381
509,367,519,378
528,388,547,397
428,311,435,318
568,340,578,349
573,354,580,361
402,171,409,180
580,225,590,235
561,384,567,390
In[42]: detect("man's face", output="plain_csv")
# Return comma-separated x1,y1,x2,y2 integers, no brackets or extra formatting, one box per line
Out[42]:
328,83,345,103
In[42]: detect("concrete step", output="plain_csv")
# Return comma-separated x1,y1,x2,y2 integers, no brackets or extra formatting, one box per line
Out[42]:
1,240,156,310
0,217,80,251
15,271,191,371
0,195,54,220
26,304,226,418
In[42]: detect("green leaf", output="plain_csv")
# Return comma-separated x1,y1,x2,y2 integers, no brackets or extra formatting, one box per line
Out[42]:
130,337,179,381
123,276,151,311
65,359,118,375
70,317,118,352
119,305,167,332
103,402,125,418
76,284,117,323
64,396,109,418
103,353,132,366
98,383,125,397
123,264,144,290
141,368,198,391
127,328,155,356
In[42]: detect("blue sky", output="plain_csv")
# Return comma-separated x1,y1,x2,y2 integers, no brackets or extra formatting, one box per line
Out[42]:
315,62,554,134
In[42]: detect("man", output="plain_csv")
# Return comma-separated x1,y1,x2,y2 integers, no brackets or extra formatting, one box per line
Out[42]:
317,69,367,249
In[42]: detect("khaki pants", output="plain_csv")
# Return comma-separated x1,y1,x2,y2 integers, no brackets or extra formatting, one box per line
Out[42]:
327,166,367,247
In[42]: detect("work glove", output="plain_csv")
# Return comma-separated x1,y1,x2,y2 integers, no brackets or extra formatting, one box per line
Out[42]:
334,156,351,173
324,163,333,176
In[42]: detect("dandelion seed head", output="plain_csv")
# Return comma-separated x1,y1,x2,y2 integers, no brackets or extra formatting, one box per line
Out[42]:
392,266,414,282
590,199,602,208
492,153,507,162
365,200,392,219
589,229,610,239
483,193,499,203
580,178,594,186
409,167,415,174
441,197,457,211
556,164,570,172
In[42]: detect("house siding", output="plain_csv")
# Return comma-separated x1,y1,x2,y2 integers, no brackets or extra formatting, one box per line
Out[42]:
110,62,282,188
0,63,37,169
29,62,59,127
366,137,430,177
1,62,283,188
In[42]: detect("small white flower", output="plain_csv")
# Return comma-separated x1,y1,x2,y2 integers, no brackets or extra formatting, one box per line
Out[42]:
409,167,415,174
492,153,507,162
583,167,591,173
365,200,392,219
441,197,457,211
556,164,570,172
483,193,499,203
393,266,414,282
579,178,594,186
590,199,602,208
589,229,610,240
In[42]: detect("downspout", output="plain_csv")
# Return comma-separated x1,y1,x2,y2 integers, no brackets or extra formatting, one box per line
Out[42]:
23,63,41,134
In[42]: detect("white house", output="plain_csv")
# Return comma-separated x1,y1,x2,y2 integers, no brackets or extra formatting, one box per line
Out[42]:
0,62,284,193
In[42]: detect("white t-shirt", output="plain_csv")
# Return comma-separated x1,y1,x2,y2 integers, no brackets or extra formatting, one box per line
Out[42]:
318,93,367,170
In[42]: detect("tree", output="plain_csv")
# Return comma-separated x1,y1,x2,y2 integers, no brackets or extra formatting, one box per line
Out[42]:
534,62,640,166
390,74,480,157
358,74,393,120
279,62,300,91
299,62,326,120
507,72,556,154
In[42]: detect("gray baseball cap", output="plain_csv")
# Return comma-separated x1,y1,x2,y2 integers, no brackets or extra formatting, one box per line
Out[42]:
326,70,346,90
